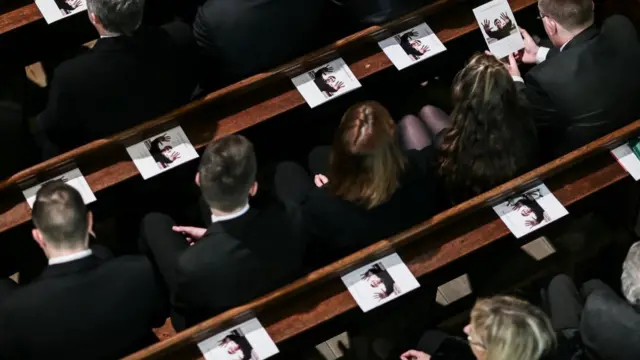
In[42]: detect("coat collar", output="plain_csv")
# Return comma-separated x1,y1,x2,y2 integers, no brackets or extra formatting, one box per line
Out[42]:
562,25,599,52
40,255,101,279
203,208,259,237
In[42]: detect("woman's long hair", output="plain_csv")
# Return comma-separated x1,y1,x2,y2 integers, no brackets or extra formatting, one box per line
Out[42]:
438,53,536,201
328,101,407,209
471,296,556,360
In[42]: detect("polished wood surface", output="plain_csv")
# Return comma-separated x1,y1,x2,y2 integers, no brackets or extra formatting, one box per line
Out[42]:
124,119,639,359
0,0,538,234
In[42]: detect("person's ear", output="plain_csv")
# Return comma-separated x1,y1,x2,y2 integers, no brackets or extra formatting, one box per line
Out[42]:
195,172,201,187
542,17,557,37
87,211,94,239
32,229,47,253
249,181,258,197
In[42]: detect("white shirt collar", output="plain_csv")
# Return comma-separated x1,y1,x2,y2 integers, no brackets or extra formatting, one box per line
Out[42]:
100,33,121,39
210,204,250,224
560,40,570,52
49,249,93,265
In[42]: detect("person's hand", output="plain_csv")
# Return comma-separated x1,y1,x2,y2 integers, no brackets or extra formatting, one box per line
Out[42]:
496,52,521,77
407,30,418,38
156,134,170,143
500,12,510,22
169,152,181,162
525,219,541,228
400,350,431,360
421,45,430,54
482,19,491,30
333,81,345,91
374,291,389,301
314,174,329,187
519,28,539,64
68,0,82,8
172,226,207,245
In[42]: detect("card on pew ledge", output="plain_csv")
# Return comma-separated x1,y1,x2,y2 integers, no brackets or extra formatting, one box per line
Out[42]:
197,318,278,360
378,23,447,70
473,0,524,59
126,126,199,180
22,168,96,208
291,58,361,108
611,138,640,180
36,0,87,24
492,183,568,239
341,253,420,312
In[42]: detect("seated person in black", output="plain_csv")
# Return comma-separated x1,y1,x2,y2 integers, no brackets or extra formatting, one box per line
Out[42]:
399,53,538,204
281,101,441,266
193,0,331,87
401,296,573,360
0,181,166,360
35,0,199,158
546,243,640,360
139,135,305,329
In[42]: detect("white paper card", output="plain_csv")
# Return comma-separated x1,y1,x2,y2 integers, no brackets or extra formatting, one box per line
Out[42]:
473,0,524,59
291,58,361,108
126,126,199,180
36,0,86,24
341,253,420,312
22,168,96,208
493,183,568,238
197,318,279,360
378,23,447,70
611,139,640,180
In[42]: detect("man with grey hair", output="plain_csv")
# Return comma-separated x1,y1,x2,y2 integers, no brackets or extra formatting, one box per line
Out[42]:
35,0,198,158
499,0,640,158
0,181,167,359
546,242,640,360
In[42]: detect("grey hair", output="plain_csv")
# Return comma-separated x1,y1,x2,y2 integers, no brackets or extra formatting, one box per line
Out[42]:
622,241,640,306
86,0,145,35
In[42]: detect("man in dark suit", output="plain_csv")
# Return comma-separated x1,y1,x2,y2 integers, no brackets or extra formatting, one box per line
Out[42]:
140,135,305,329
546,242,640,360
0,181,167,360
35,0,199,158
502,0,640,158
192,0,334,87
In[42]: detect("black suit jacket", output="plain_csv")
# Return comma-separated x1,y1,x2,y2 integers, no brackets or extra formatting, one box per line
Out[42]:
173,206,305,326
580,283,640,360
36,22,198,156
0,255,166,360
193,0,331,86
302,149,443,264
519,15,640,158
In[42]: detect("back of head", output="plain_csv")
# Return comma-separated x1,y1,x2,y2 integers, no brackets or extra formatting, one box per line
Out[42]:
328,101,406,209
471,296,556,360
439,53,534,200
86,0,145,35
32,181,89,250
538,0,594,32
199,135,257,212
622,241,640,306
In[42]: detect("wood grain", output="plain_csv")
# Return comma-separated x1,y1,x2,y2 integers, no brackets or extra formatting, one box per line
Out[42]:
0,0,538,234
0,4,41,35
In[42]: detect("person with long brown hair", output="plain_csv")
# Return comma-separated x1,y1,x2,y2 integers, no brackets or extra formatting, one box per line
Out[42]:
278,101,442,265
399,53,538,203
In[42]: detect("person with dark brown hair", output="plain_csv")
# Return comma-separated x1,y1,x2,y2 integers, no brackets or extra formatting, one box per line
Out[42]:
399,53,538,203
277,101,442,265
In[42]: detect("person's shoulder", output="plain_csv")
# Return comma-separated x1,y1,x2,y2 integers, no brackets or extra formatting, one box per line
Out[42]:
602,15,637,38
98,255,156,281
53,52,99,83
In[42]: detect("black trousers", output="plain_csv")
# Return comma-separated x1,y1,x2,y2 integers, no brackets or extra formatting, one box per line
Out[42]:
546,274,613,331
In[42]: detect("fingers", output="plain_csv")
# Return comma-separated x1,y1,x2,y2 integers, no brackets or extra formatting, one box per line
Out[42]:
400,350,425,360
314,174,327,187
520,27,531,39
508,53,518,68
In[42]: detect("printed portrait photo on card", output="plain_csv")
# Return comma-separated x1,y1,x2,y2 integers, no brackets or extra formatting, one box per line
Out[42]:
611,138,640,180
22,168,96,208
291,58,361,108
36,0,86,24
126,126,199,180
379,23,447,70
341,253,420,312
197,318,278,360
493,184,568,238
473,0,524,59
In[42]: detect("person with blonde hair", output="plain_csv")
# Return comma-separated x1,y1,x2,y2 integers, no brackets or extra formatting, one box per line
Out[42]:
400,296,557,360
278,101,442,265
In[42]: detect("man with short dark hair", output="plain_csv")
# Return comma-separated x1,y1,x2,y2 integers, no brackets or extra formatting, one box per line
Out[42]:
35,0,199,157
140,135,305,329
0,181,166,359
502,0,640,158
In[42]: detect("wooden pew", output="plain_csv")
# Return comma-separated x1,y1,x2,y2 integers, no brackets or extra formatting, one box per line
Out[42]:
123,120,640,359
0,0,539,234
